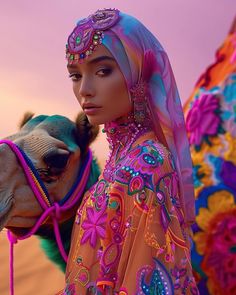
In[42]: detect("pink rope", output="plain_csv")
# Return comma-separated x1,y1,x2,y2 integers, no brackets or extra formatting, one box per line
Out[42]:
0,140,92,295
7,231,17,295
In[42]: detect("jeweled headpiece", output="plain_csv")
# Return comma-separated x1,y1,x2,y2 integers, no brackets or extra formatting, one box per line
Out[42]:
66,8,120,64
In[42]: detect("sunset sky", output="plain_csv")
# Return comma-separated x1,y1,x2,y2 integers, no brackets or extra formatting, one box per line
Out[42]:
0,0,235,162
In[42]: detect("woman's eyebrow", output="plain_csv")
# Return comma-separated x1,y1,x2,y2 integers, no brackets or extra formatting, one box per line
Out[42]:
67,55,115,70
88,55,116,64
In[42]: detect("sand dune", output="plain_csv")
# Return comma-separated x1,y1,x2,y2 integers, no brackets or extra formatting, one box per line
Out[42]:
0,230,64,295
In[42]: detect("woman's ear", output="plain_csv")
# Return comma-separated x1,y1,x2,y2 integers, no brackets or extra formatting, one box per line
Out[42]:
18,112,35,129
75,112,99,154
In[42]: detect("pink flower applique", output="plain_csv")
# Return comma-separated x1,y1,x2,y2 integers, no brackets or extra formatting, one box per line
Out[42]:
81,206,107,248
186,92,221,146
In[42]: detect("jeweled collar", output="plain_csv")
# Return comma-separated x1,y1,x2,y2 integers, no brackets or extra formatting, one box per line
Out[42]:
102,112,152,182
102,112,152,150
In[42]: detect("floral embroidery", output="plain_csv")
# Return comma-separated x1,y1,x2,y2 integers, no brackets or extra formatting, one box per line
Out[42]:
94,179,108,197
194,191,235,254
92,179,109,210
202,209,236,295
65,130,197,294
185,64,236,294
98,195,124,286
81,205,107,248
192,189,236,294
186,92,222,147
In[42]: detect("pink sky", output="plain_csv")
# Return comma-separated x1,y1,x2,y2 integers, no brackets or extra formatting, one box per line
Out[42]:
0,0,235,162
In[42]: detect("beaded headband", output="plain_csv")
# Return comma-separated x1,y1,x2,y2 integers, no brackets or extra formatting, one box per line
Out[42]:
66,8,120,64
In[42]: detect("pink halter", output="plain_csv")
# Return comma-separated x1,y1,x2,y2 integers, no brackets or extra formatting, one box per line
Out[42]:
0,139,92,295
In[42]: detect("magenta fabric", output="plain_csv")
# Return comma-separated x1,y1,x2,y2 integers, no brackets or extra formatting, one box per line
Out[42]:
98,12,195,225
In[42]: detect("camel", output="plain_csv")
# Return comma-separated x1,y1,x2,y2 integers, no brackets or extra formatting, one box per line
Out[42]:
0,112,100,271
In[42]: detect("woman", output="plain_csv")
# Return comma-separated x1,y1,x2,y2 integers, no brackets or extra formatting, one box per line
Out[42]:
60,8,198,295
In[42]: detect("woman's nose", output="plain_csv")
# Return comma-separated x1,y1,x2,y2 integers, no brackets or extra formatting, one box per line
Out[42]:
78,76,95,98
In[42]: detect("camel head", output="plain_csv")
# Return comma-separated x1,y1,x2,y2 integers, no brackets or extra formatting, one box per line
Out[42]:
0,112,99,232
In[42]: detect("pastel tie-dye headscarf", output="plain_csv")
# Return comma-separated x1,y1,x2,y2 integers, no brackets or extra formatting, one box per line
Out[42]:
66,9,195,225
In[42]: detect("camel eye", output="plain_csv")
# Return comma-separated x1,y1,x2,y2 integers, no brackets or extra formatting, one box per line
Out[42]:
44,150,71,170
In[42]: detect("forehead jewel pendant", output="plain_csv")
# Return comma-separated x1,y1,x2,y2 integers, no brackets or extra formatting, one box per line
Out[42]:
66,8,120,64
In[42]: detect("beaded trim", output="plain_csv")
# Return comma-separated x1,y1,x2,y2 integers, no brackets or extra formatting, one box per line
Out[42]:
66,8,120,64
130,79,152,127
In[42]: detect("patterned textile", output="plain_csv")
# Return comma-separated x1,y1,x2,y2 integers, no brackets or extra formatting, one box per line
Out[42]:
184,19,236,295
61,131,198,294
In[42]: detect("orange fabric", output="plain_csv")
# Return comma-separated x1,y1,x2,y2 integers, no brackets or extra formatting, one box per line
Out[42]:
184,33,236,113
60,132,198,294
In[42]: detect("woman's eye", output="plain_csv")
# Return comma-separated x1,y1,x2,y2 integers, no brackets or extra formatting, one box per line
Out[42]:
69,73,81,82
97,68,112,77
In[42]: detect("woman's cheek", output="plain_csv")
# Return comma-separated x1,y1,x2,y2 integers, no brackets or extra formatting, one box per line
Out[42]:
73,85,82,104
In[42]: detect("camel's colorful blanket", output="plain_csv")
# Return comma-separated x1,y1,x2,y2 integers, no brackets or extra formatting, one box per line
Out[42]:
184,20,236,295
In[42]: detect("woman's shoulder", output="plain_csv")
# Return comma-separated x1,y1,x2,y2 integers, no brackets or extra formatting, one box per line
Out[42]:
114,139,176,194
139,138,170,154
118,138,175,179
127,137,172,166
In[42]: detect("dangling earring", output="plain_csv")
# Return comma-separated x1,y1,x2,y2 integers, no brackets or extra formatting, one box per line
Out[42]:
130,80,151,127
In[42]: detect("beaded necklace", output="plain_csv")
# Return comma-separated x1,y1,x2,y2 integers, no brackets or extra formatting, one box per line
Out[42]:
102,113,152,182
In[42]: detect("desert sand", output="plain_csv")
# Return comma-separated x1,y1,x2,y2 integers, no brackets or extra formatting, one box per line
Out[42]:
0,230,65,295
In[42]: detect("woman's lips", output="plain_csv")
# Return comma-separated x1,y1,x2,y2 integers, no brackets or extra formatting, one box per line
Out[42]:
83,106,102,115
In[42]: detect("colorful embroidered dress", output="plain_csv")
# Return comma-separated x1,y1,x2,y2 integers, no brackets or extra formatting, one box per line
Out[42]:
59,8,198,294
61,126,198,294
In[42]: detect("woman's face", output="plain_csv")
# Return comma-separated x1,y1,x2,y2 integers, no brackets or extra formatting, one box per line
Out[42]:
67,45,132,125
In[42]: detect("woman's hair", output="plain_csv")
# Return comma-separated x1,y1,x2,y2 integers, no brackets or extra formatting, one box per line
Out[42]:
66,9,195,225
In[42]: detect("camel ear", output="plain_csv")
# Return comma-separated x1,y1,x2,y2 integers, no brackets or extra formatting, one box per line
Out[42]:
19,112,35,129
75,112,99,153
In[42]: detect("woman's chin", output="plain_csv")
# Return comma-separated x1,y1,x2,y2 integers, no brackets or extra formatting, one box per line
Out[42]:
85,115,103,126
85,114,109,125
86,113,128,126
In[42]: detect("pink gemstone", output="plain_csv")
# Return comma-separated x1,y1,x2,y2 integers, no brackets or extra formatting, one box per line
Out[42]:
157,192,164,202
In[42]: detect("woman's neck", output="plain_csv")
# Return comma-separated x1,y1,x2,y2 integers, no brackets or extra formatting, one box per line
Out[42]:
102,112,152,182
